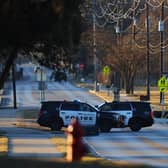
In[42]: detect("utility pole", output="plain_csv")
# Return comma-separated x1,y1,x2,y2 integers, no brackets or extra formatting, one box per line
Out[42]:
132,1,136,42
12,63,17,109
132,0,136,94
160,2,165,75
92,0,98,91
146,1,150,100
159,1,165,109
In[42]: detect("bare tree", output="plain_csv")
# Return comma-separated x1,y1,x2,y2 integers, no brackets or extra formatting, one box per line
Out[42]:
106,37,146,94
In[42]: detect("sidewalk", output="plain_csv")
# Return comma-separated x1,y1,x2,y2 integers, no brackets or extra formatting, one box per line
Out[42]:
0,108,65,159
89,88,167,111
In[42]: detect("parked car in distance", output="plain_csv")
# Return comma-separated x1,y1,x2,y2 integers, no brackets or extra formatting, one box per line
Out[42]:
54,70,67,81
50,70,67,82
37,100,99,135
97,101,154,132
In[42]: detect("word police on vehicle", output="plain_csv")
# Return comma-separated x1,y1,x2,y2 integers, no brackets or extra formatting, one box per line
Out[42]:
37,100,99,135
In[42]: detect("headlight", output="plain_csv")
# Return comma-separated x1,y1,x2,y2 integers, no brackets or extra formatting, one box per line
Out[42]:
112,114,120,119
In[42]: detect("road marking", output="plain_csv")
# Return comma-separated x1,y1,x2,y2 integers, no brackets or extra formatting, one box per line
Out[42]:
139,136,168,155
0,137,8,152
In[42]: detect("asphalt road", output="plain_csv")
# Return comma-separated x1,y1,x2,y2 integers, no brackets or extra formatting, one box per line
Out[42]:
1,63,168,168
85,123,168,168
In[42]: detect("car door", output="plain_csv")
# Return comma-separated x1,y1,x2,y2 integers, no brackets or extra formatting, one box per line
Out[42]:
60,102,80,126
78,103,97,126
98,103,118,119
112,102,133,125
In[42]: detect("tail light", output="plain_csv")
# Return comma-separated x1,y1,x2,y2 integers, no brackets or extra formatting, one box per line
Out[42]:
38,110,48,118
38,110,43,118
150,111,154,118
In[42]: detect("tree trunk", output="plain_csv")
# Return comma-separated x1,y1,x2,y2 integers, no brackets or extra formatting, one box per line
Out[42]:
124,69,136,95
126,83,131,94
130,77,134,94
125,77,132,94
0,47,17,89
68,14,74,50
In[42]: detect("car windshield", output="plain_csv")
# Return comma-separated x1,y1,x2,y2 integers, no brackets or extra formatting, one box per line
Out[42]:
61,103,80,111
41,102,62,111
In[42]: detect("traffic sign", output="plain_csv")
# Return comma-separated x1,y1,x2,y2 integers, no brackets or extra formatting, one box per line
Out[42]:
157,76,168,92
159,87,167,92
158,77,168,87
103,65,110,75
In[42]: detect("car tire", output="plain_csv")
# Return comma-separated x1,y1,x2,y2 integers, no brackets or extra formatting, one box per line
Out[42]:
99,120,111,132
100,124,111,133
83,126,99,136
100,126,111,133
91,126,99,136
50,119,63,131
129,120,141,132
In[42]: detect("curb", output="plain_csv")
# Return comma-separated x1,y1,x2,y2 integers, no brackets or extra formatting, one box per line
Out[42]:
83,138,100,158
90,90,168,125
154,118,168,125
89,90,113,102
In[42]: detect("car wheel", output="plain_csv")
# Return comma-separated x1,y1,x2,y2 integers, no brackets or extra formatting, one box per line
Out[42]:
99,120,111,132
129,120,141,132
91,126,99,136
83,126,99,136
100,126,111,132
50,119,63,131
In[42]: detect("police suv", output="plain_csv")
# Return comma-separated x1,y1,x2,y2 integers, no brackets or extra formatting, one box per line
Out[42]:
97,101,154,132
37,100,99,135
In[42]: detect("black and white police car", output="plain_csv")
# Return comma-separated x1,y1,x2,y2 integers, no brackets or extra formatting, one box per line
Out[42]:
37,100,99,135
97,101,154,132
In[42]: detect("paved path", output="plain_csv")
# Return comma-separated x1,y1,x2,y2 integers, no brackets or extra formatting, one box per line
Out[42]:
0,109,64,159
7,128,63,158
